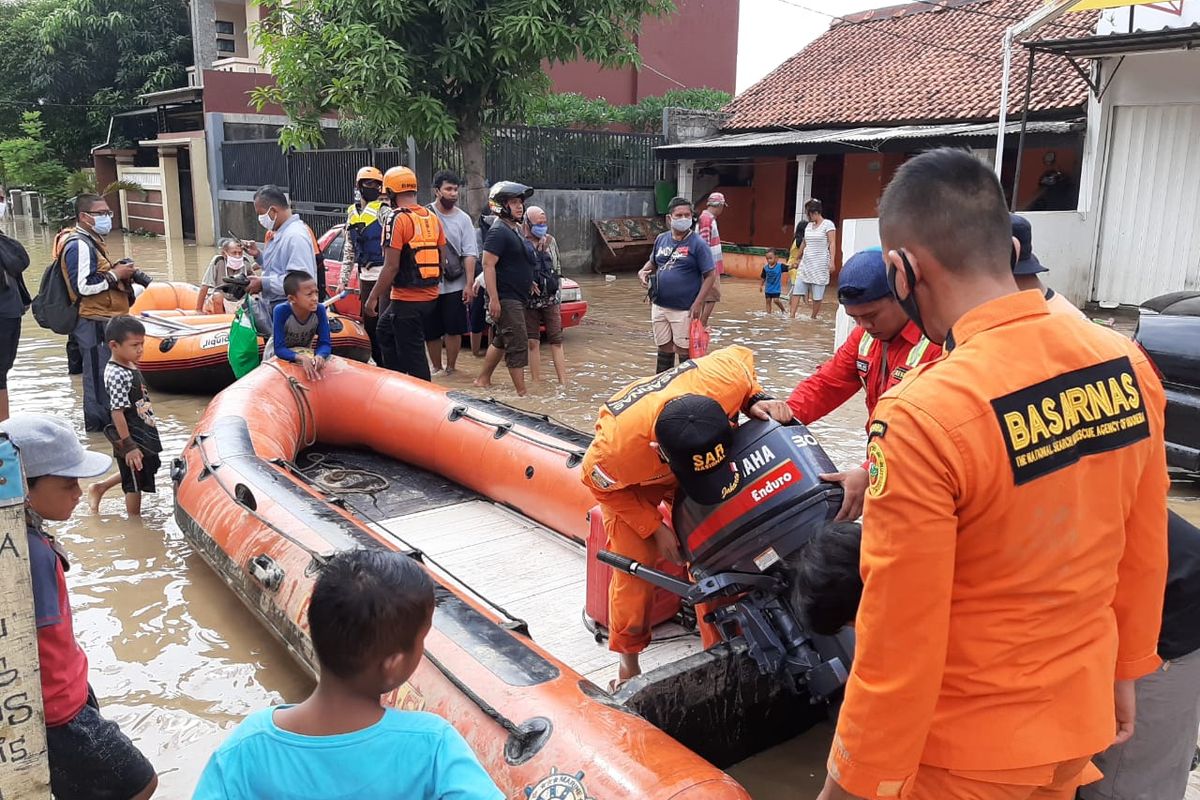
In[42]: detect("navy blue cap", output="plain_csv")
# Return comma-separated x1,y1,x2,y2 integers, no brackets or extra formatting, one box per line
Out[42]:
1010,214,1047,276
836,248,891,306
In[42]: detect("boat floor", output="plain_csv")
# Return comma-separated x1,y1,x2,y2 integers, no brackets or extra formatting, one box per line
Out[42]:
297,446,702,686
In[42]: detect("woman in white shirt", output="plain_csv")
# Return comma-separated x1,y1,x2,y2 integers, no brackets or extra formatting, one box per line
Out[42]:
792,199,837,320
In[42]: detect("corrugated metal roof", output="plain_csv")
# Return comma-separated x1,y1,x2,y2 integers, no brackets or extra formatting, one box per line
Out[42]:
656,119,1083,157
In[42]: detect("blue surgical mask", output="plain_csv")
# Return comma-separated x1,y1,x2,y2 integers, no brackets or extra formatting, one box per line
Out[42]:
670,217,692,233
92,214,113,236
531,223,548,238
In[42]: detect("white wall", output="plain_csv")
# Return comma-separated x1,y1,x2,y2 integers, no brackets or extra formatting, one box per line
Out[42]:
837,212,1094,305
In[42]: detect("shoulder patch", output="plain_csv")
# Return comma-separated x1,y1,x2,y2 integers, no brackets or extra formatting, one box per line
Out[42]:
991,356,1150,485
589,464,616,489
867,420,888,440
866,440,888,497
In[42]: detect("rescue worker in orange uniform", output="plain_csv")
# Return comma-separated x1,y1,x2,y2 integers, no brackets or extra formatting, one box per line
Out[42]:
787,248,941,520
363,166,444,381
817,149,1169,800
580,345,793,682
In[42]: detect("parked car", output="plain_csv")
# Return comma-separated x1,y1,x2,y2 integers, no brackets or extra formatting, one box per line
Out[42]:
317,224,588,330
1135,291,1200,473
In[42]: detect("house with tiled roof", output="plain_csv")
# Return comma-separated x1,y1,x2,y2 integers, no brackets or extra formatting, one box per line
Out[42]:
657,0,1094,261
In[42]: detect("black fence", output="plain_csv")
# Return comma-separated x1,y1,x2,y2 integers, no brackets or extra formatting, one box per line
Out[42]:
486,126,661,190
222,139,289,191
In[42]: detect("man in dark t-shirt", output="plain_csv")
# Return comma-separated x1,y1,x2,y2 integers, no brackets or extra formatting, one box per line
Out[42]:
473,181,536,396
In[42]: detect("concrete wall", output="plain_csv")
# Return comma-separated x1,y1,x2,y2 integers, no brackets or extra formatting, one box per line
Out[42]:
546,0,739,103
838,211,1095,306
537,189,656,273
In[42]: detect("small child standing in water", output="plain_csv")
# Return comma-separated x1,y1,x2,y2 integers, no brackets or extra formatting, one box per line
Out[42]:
760,248,787,315
194,548,503,800
88,315,162,516
269,270,331,381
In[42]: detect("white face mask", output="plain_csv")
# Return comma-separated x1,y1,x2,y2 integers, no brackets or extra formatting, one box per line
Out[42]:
225,255,245,271
257,210,275,231
0,202,7,216
670,216,693,233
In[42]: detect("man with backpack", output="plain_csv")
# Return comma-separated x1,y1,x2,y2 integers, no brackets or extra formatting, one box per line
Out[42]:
425,170,477,376
363,166,445,381
51,195,139,432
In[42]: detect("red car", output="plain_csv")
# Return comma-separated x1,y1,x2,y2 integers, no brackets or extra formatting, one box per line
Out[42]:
318,224,588,329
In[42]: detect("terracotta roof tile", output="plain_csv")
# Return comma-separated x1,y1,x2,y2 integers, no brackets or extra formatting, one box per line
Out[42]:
724,0,1096,130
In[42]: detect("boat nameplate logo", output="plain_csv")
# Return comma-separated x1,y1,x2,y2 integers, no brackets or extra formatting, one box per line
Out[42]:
524,768,594,800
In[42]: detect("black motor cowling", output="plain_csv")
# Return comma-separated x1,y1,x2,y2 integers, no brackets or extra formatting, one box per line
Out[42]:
597,418,854,703
673,418,844,576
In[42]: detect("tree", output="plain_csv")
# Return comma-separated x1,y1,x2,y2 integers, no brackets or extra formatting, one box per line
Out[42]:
0,112,72,218
252,0,673,216
524,88,732,132
0,0,193,166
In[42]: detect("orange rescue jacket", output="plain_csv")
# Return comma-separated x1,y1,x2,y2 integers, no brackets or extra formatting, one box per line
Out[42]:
830,290,1169,798
580,345,766,539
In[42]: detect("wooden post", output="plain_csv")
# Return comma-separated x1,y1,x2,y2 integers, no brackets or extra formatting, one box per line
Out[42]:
0,433,51,799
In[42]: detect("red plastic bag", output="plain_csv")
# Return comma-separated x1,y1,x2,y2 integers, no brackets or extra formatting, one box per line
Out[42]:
688,318,710,359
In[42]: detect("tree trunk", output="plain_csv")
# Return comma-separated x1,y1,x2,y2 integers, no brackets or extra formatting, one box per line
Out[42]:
458,117,487,222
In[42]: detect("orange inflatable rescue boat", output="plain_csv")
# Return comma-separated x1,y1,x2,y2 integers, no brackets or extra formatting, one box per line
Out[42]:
130,282,370,394
173,358,830,797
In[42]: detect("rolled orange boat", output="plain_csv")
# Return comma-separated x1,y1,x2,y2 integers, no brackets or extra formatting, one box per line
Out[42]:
131,282,370,394
172,358,827,797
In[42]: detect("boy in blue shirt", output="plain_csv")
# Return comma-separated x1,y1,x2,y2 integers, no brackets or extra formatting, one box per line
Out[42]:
193,548,503,800
760,248,787,315
270,270,332,381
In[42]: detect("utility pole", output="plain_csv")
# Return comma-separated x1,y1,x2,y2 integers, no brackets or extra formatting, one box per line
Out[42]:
0,433,51,799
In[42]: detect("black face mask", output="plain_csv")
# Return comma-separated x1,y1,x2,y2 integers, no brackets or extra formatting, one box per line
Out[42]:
886,250,932,342
359,186,381,203
438,195,457,210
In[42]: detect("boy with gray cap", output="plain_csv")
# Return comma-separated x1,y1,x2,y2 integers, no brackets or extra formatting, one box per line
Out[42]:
4,413,157,800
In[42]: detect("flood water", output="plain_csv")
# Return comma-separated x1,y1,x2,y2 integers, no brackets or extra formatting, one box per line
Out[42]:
5,215,1197,799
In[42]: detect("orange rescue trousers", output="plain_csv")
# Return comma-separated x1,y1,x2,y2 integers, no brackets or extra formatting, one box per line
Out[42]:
905,757,1101,800
601,486,721,654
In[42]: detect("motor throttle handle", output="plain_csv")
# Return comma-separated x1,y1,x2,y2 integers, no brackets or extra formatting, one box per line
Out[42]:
597,550,637,573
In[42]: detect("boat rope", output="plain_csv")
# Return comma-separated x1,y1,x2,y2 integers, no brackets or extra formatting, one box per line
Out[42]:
275,453,532,638
447,405,586,468
265,361,318,449
422,650,542,747
194,437,330,569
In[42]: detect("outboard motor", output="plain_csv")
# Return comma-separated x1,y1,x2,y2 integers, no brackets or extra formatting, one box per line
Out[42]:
599,418,854,702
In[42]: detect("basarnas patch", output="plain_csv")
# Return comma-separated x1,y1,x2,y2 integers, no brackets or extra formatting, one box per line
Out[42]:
990,356,1150,485
524,768,595,800
866,440,887,497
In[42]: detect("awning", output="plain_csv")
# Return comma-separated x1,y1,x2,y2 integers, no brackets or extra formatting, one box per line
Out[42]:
1027,24,1200,57
655,119,1085,160
138,86,203,107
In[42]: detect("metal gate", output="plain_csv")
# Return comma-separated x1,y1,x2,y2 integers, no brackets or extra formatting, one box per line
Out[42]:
1094,103,1200,305
286,147,410,236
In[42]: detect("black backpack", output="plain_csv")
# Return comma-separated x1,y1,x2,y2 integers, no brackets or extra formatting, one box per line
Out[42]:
32,235,82,335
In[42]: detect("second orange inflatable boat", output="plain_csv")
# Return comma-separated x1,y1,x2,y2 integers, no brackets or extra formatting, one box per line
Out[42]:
131,282,370,394
173,358,829,798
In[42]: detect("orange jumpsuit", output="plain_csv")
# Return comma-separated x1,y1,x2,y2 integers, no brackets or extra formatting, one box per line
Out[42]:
831,291,1169,799
580,345,765,654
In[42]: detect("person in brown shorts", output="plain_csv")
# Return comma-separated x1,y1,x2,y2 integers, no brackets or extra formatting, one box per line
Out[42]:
473,181,536,396
521,206,567,385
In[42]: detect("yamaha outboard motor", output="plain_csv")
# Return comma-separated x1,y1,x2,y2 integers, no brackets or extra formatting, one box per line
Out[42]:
599,418,854,702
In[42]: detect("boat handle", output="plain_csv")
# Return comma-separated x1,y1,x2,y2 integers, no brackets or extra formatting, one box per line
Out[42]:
249,555,284,592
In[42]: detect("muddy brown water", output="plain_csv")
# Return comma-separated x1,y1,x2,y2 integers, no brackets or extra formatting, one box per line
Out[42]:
5,216,1196,798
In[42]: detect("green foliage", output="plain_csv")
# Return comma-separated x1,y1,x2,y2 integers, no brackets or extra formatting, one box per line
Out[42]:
253,0,673,213
0,0,192,166
0,112,72,218
622,88,732,133
524,87,732,132
66,170,146,198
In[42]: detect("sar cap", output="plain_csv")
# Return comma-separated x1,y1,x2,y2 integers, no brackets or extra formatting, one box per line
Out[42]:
654,395,740,506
